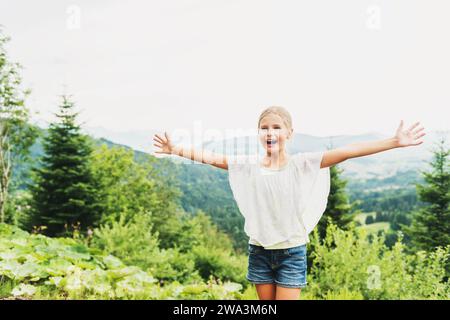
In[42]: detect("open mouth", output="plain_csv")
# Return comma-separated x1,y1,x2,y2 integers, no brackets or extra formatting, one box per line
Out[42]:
266,139,278,146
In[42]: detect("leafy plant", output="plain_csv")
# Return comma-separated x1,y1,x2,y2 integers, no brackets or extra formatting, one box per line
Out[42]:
307,223,450,300
89,212,201,284
0,223,243,299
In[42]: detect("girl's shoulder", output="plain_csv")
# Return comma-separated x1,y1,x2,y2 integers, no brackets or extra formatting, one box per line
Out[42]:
227,153,258,165
226,153,258,173
291,151,325,172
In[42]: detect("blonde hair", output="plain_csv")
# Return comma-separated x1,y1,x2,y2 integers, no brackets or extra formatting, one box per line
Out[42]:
257,106,293,132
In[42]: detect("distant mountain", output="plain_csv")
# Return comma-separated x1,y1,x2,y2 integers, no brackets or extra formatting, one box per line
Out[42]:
83,126,205,154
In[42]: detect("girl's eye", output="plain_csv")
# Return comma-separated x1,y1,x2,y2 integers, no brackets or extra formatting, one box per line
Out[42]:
260,128,281,131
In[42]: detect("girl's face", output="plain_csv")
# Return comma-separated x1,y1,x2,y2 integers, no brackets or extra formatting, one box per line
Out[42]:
258,113,293,155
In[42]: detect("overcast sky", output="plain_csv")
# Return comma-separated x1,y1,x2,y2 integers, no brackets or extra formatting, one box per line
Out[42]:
1,0,449,138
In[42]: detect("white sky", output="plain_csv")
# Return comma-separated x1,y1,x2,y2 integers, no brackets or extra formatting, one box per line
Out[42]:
0,0,449,137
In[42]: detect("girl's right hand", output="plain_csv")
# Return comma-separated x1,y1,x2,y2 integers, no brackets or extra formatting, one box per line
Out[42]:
153,131,175,155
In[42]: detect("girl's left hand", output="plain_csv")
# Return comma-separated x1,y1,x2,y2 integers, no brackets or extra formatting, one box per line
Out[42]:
394,120,426,147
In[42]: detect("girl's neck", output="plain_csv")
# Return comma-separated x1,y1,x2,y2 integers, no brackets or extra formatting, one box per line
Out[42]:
262,150,290,167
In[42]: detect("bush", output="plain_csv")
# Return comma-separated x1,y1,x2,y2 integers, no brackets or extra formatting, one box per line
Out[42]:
89,212,200,284
190,245,247,288
149,247,202,285
307,223,450,300
3,190,32,229
90,211,160,266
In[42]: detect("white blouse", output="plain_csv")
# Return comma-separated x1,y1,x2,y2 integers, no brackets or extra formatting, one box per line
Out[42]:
227,151,330,249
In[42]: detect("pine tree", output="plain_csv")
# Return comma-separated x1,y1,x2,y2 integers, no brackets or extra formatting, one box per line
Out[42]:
403,137,450,252
317,164,359,239
365,215,374,225
27,96,101,236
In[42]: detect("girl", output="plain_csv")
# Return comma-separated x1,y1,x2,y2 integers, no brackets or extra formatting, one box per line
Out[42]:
152,106,425,300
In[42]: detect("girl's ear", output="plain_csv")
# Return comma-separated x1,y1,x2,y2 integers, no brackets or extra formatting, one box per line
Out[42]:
288,128,293,140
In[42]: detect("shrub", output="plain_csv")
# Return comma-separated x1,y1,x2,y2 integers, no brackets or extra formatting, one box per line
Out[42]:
90,212,200,284
307,223,450,300
190,245,247,288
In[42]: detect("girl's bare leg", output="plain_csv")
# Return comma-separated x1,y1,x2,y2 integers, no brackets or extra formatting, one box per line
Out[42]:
275,286,301,300
255,283,276,300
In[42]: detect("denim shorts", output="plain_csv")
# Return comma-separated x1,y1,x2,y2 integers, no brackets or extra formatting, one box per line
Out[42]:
246,243,307,288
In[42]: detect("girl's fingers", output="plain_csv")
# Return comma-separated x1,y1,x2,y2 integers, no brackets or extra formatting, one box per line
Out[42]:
412,127,424,135
407,121,420,132
414,132,426,140
153,143,163,149
155,133,167,143
153,136,164,144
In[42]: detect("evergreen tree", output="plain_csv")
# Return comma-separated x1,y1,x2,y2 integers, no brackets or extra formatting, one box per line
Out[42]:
317,163,359,239
403,138,450,252
27,96,101,236
365,215,374,224
375,211,384,222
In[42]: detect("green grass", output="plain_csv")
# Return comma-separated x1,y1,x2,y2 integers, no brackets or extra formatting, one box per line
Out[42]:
359,222,390,234
355,212,376,225
354,212,390,234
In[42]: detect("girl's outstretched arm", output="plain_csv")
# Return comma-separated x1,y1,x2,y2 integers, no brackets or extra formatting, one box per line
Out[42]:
152,131,228,170
320,120,426,169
